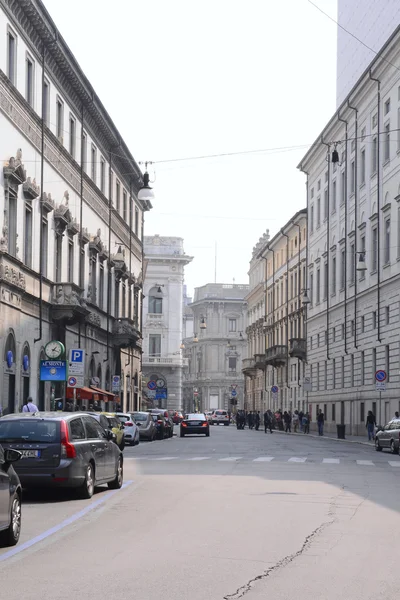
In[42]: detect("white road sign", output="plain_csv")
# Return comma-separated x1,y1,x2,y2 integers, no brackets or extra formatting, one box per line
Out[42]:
376,382,386,392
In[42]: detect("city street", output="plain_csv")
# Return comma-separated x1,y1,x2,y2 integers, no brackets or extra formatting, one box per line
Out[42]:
1,425,400,599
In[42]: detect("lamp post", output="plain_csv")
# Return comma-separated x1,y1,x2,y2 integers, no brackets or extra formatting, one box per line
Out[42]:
301,288,310,413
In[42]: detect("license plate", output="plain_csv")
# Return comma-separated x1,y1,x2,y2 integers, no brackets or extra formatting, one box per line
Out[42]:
20,450,41,458
189,423,201,426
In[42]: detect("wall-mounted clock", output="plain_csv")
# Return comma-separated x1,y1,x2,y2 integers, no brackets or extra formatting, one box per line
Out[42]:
44,340,65,360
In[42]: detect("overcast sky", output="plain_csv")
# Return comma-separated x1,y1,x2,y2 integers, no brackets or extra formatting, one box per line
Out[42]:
44,0,338,296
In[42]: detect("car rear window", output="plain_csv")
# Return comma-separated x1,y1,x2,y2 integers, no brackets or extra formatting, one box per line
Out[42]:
133,413,148,422
187,414,206,421
0,419,60,443
215,411,227,416
117,415,130,423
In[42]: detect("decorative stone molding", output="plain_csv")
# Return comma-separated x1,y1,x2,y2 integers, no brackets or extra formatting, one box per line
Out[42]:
89,229,104,254
67,218,80,236
54,191,73,235
86,311,101,327
0,263,26,291
112,317,141,349
81,228,90,244
51,282,89,324
42,192,55,213
23,177,40,200
112,246,127,280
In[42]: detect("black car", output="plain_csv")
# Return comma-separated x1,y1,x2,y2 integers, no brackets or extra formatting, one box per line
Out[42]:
151,410,174,439
0,413,123,499
0,445,22,547
150,413,168,440
180,413,210,437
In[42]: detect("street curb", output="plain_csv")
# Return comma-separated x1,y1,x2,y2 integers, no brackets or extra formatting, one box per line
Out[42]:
254,427,374,447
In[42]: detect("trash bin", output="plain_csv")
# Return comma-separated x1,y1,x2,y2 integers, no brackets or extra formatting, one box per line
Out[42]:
336,424,346,439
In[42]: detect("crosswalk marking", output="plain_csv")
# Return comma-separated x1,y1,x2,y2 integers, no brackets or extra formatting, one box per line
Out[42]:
219,457,242,461
323,458,340,464
253,457,275,462
288,457,307,463
388,461,400,467
187,457,210,461
149,457,177,461
356,460,374,466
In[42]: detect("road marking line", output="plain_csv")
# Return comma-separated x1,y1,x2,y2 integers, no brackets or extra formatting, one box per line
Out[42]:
323,458,340,464
388,461,400,467
219,457,243,461
187,457,211,461
149,457,178,461
253,457,275,462
0,480,133,564
356,460,374,466
288,457,307,463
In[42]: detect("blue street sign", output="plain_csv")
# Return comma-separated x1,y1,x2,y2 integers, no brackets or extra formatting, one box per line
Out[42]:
375,370,386,382
40,360,67,381
147,381,157,391
70,349,84,363
155,388,168,400
271,385,279,394
231,390,237,397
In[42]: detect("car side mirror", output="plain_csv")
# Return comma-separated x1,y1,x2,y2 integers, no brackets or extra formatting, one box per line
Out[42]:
4,448,22,464
106,430,115,441
120,424,125,429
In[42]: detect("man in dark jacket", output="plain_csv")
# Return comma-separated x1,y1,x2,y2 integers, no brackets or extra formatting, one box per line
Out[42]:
317,410,324,436
264,410,272,433
255,411,261,430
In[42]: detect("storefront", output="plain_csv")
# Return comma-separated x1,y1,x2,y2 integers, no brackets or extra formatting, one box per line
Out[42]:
66,385,116,411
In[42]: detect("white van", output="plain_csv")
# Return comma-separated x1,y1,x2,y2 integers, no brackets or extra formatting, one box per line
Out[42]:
211,410,229,426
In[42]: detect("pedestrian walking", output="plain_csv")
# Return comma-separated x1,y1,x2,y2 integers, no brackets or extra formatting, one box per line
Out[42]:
248,411,254,430
292,410,299,433
317,409,324,436
394,411,400,419
302,413,310,434
255,411,261,431
264,410,272,433
298,410,304,432
22,396,39,413
366,410,376,441
283,411,291,433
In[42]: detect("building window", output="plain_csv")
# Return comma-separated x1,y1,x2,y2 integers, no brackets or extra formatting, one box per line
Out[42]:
41,218,48,277
341,323,345,339
100,157,106,194
384,217,390,264
116,180,121,212
43,79,50,125
372,113,377,129
350,160,355,193
310,205,314,233
384,98,390,115
7,28,16,85
91,254,97,304
372,311,377,330
386,345,390,382
24,204,32,268
361,351,365,385
341,171,345,205
123,190,127,222
91,145,97,183
332,358,336,389
317,362,320,391
350,354,354,387
384,122,390,162
371,226,378,271
386,305,390,325
351,320,355,337
56,96,64,140
324,189,328,219
349,242,355,283
324,361,327,390
332,404,336,422
372,348,376,379
360,402,365,422
341,356,345,388
79,246,85,289
317,197,321,227
8,196,17,257
69,114,76,158
26,54,34,108
82,131,87,172
122,281,126,317
68,237,74,282
309,272,314,305
55,234,62,282
359,234,366,279
228,357,237,372
331,255,336,294
311,187,314,199
360,148,365,184
99,264,104,310
229,318,237,332
372,137,377,173
316,268,320,303
340,249,345,289
149,288,163,314
361,315,365,333
332,326,336,343
332,181,336,213
317,179,321,191
322,262,327,300
149,334,161,357
398,206,400,258
135,207,139,236
361,127,366,141
114,280,120,318
398,108,400,151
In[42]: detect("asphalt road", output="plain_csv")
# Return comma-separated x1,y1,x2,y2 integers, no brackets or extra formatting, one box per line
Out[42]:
1,425,400,599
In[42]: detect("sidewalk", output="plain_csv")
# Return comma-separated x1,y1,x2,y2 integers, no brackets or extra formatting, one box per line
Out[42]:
256,427,374,447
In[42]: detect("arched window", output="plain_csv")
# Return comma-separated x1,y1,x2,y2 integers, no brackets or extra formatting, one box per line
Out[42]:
89,357,96,379
148,286,163,314
105,367,111,392
97,364,102,387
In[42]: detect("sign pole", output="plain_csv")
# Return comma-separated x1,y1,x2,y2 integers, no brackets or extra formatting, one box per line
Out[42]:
379,390,382,426
73,387,76,409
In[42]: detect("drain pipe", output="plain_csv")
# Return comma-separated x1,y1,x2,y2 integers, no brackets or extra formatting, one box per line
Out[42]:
321,137,331,359
369,69,382,343
34,42,46,344
291,218,302,388
347,99,358,348
281,228,290,396
337,113,348,354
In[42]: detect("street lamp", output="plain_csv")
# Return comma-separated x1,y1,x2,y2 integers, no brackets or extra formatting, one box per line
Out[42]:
180,342,185,350
193,333,199,343
199,317,207,330
356,252,367,271
138,171,155,203
301,288,311,305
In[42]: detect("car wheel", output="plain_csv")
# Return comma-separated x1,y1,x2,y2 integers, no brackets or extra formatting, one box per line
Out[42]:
79,463,95,499
180,431,185,438
206,432,210,437
375,438,382,451
390,440,398,454
224,423,229,426
0,494,21,547
108,457,123,490
119,438,125,451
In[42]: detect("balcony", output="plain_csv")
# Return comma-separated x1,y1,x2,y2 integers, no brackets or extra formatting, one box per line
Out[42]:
254,353,266,369
289,338,306,361
142,355,189,367
265,345,287,367
242,358,256,376
112,318,141,349
51,282,89,325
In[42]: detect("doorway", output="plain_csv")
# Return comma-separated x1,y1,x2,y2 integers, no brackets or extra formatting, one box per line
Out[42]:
384,401,390,425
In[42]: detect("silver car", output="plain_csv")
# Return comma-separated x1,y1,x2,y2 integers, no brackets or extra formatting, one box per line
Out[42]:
116,413,140,446
132,412,157,441
375,419,400,454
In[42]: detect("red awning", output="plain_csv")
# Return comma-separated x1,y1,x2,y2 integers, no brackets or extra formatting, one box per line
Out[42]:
66,386,115,401
89,386,115,400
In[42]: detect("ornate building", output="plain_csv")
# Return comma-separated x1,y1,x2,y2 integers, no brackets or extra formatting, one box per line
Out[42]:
0,1,149,413
142,236,193,410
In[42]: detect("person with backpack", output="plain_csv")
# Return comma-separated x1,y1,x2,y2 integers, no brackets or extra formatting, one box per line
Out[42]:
22,396,39,413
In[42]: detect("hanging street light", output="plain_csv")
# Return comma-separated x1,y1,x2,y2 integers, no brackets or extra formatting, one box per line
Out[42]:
356,252,367,271
199,317,207,330
302,288,311,305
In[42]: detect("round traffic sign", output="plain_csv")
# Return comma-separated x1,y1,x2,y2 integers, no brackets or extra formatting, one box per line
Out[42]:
231,390,237,397
375,370,387,382
68,376,77,387
147,381,157,390
271,385,279,393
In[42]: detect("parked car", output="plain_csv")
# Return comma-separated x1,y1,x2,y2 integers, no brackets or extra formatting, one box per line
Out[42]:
150,413,168,440
89,413,125,451
132,412,156,441
168,410,183,425
0,445,22,547
180,413,210,437
211,410,230,426
205,411,213,423
116,413,140,446
151,410,174,438
0,413,123,499
375,419,400,453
